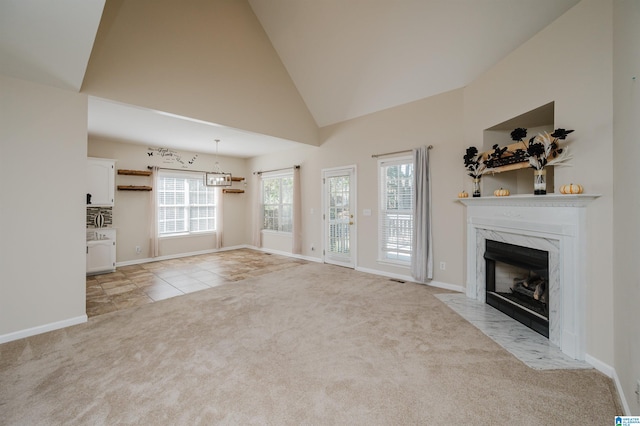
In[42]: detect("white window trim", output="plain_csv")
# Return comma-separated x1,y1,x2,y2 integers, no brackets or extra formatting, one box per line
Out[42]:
260,170,294,234
157,170,217,238
377,155,414,266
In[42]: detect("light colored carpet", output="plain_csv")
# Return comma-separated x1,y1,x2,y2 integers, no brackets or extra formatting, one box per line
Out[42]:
0,262,621,424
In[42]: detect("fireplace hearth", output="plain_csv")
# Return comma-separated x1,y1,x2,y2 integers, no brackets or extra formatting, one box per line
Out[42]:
484,240,549,337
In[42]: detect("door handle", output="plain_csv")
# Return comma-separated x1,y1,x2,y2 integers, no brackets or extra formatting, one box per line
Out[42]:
349,221,354,225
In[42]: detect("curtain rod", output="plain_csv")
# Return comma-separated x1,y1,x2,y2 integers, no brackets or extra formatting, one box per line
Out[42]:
371,145,433,159
253,165,300,175
147,166,215,174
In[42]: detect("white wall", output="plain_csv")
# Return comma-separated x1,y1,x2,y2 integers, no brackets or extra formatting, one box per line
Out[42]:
88,138,250,262
463,0,615,366
613,0,640,415
0,75,88,340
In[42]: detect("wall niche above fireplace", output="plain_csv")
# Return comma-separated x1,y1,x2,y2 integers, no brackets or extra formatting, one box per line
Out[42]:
482,102,555,196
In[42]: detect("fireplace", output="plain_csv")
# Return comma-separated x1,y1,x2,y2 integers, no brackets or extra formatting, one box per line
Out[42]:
484,240,549,337
459,194,599,360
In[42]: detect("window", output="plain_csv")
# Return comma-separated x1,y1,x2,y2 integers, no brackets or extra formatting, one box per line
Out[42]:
379,157,414,263
261,173,293,232
157,171,216,236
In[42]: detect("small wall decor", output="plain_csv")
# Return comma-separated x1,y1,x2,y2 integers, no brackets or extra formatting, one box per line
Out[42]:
147,147,198,167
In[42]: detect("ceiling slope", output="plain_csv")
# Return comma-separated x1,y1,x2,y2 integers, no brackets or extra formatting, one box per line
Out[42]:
249,0,580,127
82,0,319,148
0,0,105,91
1,0,581,157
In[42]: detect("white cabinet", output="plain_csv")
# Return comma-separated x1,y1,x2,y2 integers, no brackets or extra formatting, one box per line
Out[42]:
87,158,115,206
87,229,116,275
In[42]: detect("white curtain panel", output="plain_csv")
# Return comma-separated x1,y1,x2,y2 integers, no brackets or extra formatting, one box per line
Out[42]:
150,166,159,257
215,186,224,249
411,146,433,282
252,173,262,248
292,166,302,254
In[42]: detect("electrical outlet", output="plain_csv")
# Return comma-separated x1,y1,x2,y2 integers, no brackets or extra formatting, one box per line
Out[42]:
135,246,141,254
439,261,446,270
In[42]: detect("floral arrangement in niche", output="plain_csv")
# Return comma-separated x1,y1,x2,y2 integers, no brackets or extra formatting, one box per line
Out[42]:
462,127,575,197
511,127,574,170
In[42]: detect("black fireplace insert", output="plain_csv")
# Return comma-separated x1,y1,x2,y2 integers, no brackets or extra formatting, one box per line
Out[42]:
484,240,549,337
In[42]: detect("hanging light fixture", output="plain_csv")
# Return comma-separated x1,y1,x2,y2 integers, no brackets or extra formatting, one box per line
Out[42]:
205,139,232,186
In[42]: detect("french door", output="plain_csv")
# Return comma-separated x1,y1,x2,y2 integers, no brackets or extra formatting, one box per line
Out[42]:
322,166,356,268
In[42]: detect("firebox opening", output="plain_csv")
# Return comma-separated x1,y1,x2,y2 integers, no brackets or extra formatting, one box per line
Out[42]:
484,240,549,338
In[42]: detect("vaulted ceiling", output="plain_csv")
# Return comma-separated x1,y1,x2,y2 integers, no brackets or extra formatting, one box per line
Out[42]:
0,0,580,156
249,0,580,128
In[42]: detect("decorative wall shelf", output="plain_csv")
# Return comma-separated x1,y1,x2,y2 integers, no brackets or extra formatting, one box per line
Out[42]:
231,176,245,182
223,189,245,194
117,185,152,191
118,169,152,176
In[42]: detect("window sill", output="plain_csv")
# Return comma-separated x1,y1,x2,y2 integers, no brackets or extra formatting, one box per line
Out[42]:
377,259,411,269
159,231,216,240
261,230,292,235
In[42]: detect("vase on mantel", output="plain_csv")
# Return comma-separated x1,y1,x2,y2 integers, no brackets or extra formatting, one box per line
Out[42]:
473,178,481,197
533,169,547,195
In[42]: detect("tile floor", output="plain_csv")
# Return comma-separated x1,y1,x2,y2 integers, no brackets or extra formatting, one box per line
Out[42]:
435,293,590,370
86,248,307,318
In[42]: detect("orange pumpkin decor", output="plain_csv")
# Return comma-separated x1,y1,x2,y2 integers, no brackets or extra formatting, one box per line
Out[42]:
559,183,583,194
493,188,510,197
458,190,469,198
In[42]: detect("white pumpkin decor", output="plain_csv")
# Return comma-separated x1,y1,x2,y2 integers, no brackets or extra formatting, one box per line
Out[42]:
493,188,510,197
560,183,583,194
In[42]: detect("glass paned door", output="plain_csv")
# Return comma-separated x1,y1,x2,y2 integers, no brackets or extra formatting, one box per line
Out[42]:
323,167,356,268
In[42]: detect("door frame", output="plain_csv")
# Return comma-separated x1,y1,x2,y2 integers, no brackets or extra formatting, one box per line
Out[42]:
321,165,357,268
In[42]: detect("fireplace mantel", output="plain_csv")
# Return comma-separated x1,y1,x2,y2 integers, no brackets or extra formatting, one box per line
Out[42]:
458,194,600,208
461,193,599,360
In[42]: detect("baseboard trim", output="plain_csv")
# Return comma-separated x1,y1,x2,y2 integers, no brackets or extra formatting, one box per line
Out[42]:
585,354,630,415
0,315,87,344
428,280,465,293
355,267,464,293
116,245,250,267
251,246,323,263
355,266,414,283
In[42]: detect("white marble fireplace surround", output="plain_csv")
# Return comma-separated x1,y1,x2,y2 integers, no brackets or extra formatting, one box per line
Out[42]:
459,194,599,361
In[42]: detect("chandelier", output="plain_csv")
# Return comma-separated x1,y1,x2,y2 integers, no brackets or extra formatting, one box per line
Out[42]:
205,139,232,186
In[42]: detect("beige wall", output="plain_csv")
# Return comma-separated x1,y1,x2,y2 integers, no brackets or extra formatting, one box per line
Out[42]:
463,0,615,365
249,89,465,286
82,0,319,146
613,0,640,415
0,75,88,338
88,138,250,262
